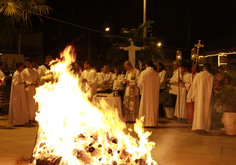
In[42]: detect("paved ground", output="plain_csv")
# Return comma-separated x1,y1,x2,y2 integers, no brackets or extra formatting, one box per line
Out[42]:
0,111,236,165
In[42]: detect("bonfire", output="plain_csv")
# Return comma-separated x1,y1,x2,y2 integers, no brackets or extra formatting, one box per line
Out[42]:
30,46,157,165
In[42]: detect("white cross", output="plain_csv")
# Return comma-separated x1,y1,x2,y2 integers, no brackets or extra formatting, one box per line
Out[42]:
119,40,145,67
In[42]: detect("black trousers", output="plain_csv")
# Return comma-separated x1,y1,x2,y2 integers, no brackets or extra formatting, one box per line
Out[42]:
171,94,177,112
118,90,124,103
159,89,165,117
97,89,113,94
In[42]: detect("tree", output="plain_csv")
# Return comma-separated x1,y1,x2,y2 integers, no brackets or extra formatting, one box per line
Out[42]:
106,20,164,67
0,0,51,38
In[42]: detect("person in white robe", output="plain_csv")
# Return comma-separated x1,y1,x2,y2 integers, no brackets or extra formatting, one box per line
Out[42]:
184,63,198,121
97,65,112,93
8,62,29,125
157,62,167,118
112,67,125,101
107,65,114,90
81,61,98,101
187,63,214,132
166,60,182,111
123,61,140,122
138,60,160,127
174,63,190,119
0,68,6,86
37,55,53,86
0,62,10,86
21,59,39,121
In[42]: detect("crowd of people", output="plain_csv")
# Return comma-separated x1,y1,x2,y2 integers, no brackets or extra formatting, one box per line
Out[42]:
0,56,229,133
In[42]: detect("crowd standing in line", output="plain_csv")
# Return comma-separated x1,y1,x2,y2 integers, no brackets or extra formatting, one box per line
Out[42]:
2,56,224,133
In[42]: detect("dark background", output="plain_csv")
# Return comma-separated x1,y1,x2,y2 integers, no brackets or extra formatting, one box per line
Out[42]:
32,0,236,60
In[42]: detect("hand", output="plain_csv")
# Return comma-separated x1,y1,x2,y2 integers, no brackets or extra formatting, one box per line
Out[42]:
24,83,28,87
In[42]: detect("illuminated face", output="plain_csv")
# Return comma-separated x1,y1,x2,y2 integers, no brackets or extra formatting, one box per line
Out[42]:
173,62,178,70
46,58,52,65
103,66,108,73
124,63,130,71
26,61,32,69
114,68,119,74
181,66,187,74
18,66,24,72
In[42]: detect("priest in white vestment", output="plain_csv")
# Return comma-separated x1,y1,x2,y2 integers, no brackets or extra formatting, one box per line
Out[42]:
81,61,98,101
174,63,190,119
123,61,140,122
21,59,39,121
166,60,182,111
8,62,29,125
138,60,160,127
97,65,112,93
187,63,214,132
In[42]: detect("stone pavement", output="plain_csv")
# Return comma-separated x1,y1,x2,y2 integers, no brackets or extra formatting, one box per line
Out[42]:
0,114,236,165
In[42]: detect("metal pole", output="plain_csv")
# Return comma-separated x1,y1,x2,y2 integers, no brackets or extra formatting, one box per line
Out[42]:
178,65,181,123
88,31,91,61
143,0,147,40
18,33,21,55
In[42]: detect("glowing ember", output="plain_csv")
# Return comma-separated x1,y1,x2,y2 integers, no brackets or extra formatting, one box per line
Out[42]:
31,46,157,165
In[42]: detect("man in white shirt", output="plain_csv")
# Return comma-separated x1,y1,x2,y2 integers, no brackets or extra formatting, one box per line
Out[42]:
97,65,112,93
81,61,98,102
37,55,53,86
166,60,181,111
138,60,160,127
21,59,39,122
187,63,214,133
123,61,140,122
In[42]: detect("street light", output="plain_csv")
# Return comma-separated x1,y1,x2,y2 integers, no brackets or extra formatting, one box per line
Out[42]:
105,27,110,32
157,42,162,47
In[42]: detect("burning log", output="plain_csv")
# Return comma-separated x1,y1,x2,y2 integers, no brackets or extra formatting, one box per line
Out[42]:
72,149,93,164
89,147,95,153
108,148,113,154
112,160,117,165
36,155,62,165
111,137,118,144
135,158,147,165
120,150,130,160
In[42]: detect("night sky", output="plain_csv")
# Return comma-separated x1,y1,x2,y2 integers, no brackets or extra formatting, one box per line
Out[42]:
33,0,236,60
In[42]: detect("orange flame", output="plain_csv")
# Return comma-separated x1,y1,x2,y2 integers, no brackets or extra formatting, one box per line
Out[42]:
32,46,157,165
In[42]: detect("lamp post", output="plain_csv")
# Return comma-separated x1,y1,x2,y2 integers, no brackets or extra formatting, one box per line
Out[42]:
143,0,146,40
176,49,182,124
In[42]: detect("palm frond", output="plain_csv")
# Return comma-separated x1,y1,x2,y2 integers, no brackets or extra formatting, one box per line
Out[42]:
0,0,52,38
